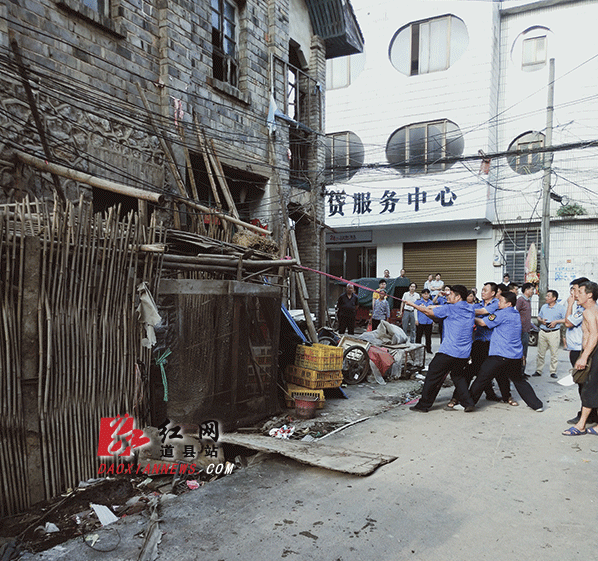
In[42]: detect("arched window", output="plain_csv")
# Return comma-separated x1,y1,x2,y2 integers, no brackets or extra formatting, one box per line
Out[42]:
511,26,551,72
386,120,464,174
389,15,468,76
324,131,365,183
507,131,545,175
326,53,366,90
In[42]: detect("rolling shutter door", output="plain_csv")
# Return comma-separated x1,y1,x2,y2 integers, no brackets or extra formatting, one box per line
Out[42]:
403,240,477,290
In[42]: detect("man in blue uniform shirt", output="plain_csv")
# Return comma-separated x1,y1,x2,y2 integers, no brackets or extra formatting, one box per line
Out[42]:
469,291,543,411
432,286,449,341
447,282,501,408
409,285,476,413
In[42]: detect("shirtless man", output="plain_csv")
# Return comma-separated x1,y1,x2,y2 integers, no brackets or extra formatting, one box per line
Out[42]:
562,281,598,436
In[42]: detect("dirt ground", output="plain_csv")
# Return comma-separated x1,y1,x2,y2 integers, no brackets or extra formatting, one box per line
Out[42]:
0,350,425,558
14,342,598,561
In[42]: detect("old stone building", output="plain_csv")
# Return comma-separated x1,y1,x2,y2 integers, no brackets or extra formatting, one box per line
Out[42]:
0,0,363,321
0,0,364,516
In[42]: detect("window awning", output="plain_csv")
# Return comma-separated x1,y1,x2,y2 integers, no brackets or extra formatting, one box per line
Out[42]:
305,0,365,59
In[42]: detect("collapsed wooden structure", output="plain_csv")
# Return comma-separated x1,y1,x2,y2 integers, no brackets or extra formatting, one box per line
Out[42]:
0,197,298,517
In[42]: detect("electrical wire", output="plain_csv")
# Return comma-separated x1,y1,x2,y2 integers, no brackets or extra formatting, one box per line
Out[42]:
3,9,598,228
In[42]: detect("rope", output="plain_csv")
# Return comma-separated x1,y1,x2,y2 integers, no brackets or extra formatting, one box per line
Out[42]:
294,264,404,303
155,349,172,401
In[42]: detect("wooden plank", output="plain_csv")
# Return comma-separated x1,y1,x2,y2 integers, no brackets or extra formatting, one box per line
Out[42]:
288,230,317,342
289,230,309,298
159,279,282,297
220,433,397,476
207,137,241,220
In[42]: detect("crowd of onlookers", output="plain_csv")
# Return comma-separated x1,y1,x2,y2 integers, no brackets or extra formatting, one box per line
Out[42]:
335,269,598,436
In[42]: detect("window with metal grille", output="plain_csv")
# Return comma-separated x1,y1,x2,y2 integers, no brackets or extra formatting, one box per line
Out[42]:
211,0,238,87
386,119,464,174
502,228,541,284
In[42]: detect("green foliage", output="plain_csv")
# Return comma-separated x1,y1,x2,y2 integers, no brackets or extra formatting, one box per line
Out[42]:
557,203,586,217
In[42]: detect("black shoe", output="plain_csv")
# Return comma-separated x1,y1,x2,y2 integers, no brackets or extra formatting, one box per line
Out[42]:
463,405,475,413
532,372,541,377
409,405,428,413
523,373,530,379
551,373,558,378
485,393,501,402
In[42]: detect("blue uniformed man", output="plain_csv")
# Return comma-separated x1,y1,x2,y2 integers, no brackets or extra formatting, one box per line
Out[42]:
469,291,543,411
408,284,476,413
447,282,501,409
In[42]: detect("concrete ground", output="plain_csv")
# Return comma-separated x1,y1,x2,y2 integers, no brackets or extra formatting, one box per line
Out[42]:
23,339,598,561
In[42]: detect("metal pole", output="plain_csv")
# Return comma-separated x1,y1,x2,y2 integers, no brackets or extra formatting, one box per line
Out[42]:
539,58,555,307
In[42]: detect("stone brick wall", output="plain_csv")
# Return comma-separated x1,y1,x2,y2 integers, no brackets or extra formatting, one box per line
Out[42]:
0,0,326,319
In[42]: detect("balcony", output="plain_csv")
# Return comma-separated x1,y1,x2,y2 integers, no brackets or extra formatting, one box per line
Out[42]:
305,0,365,59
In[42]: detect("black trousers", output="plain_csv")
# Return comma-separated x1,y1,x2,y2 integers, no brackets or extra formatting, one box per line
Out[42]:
338,314,355,335
570,350,598,418
412,353,474,411
453,340,498,401
470,355,543,410
416,323,432,353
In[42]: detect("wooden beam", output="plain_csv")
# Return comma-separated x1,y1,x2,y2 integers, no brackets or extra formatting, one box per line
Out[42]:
159,278,281,297
136,84,187,198
16,151,164,204
161,254,296,268
207,135,240,220
289,229,309,298
193,115,225,206
288,229,318,342
176,197,272,236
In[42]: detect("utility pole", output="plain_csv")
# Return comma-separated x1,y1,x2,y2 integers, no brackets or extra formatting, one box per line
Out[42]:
539,58,555,308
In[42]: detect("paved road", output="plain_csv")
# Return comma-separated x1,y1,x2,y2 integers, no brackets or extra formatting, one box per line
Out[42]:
25,344,598,561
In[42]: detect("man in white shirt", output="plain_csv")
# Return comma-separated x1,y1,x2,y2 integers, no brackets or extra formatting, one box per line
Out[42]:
400,282,420,343
429,273,444,298
534,289,566,378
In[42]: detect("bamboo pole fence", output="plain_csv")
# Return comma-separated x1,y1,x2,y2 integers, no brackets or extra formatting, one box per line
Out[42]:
0,195,291,517
0,198,163,516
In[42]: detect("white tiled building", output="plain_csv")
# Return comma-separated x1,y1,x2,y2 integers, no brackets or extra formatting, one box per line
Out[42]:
324,0,598,305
